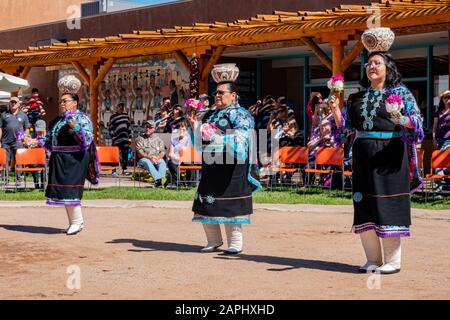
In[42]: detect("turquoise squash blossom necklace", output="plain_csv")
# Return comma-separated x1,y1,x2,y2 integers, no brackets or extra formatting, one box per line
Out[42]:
361,88,386,130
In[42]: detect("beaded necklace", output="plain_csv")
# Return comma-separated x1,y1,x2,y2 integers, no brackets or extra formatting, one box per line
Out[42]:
361,88,387,130
51,110,81,146
205,105,234,128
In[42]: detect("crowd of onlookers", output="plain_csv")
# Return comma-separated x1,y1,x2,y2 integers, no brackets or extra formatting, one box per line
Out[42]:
1,87,449,191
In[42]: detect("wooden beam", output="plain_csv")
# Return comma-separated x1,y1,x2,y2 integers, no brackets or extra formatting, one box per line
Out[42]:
12,66,24,77
201,45,226,81
173,50,190,72
0,6,449,68
20,66,32,79
183,46,212,56
302,37,332,71
317,31,354,44
93,58,115,88
72,61,91,85
340,40,364,72
0,67,17,74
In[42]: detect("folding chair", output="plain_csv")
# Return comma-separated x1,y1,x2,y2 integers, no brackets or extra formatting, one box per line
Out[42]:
177,146,202,190
0,148,7,190
425,149,450,199
96,146,121,186
342,169,353,191
15,148,47,190
269,146,308,190
304,147,344,191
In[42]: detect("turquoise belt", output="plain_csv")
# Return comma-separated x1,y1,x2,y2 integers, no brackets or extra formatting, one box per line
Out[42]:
355,131,401,139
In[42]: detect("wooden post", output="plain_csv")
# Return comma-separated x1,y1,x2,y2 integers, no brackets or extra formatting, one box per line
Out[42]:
331,41,345,108
302,37,332,71
72,61,91,86
93,58,115,88
340,40,364,73
20,66,32,79
448,30,450,90
198,46,226,94
89,64,100,144
173,50,190,73
84,58,115,144
331,42,344,76
201,46,226,83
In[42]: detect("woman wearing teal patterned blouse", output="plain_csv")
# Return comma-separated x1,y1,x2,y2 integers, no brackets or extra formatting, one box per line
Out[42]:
45,76,95,235
332,28,424,274
188,64,261,254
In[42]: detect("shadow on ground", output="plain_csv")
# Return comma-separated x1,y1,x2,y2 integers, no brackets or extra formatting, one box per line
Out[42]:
107,238,358,274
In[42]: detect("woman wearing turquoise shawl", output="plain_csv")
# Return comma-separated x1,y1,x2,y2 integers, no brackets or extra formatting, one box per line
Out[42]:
188,64,261,254
332,28,424,274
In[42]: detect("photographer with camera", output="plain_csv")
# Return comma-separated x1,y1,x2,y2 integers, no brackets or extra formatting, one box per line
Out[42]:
267,104,289,132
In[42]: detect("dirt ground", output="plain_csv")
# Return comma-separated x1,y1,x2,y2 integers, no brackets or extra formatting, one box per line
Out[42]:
0,201,449,300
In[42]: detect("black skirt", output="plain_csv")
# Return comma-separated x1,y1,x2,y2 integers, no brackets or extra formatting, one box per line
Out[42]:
352,137,411,226
45,151,89,205
192,149,253,218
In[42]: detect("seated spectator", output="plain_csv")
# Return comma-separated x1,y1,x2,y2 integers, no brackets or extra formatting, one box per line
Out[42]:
253,96,276,130
307,98,343,189
276,96,295,118
306,92,322,139
268,104,289,133
432,90,450,191
155,105,169,133
165,105,185,133
167,121,193,186
307,102,341,150
198,94,211,110
136,120,167,187
278,117,303,147
433,89,450,150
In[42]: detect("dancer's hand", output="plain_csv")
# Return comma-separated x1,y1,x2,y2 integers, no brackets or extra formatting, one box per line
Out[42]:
187,110,199,130
328,95,339,111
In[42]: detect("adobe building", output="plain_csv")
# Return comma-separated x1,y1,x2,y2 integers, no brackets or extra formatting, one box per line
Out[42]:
0,0,448,149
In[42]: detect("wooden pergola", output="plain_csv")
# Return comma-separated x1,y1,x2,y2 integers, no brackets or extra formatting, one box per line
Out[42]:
0,0,449,141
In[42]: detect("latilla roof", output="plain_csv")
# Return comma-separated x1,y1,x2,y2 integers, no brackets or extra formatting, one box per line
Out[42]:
0,0,448,69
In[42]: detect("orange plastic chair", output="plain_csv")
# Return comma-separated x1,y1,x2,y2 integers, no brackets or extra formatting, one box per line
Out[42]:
96,146,121,186
425,149,450,197
342,168,353,191
305,147,344,190
270,146,308,189
15,148,47,189
426,150,450,179
0,148,7,190
177,146,202,189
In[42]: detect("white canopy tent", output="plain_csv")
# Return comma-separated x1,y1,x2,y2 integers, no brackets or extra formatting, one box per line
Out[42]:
0,72,29,92
0,91,11,103
0,72,30,106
